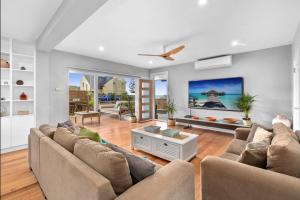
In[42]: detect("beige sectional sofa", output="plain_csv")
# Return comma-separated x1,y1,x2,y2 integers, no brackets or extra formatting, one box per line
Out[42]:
201,124,300,200
28,127,195,200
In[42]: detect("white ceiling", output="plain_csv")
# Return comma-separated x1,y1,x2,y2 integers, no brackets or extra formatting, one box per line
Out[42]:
55,0,300,68
1,0,63,42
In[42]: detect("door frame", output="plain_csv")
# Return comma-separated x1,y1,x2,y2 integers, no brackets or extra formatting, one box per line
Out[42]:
150,71,169,121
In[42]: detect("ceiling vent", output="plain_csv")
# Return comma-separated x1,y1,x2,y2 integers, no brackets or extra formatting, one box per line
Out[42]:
194,55,232,70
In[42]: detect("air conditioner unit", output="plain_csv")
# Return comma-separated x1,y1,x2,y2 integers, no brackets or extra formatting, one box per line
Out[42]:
194,55,232,70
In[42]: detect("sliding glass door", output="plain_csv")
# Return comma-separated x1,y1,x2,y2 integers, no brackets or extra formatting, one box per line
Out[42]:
98,75,136,110
69,72,95,116
68,70,137,120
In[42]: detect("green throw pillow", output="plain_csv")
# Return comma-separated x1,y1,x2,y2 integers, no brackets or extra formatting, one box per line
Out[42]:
79,128,100,142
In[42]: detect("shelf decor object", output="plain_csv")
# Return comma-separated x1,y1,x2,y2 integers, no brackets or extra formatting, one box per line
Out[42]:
1,80,9,85
1,105,8,117
16,80,24,85
1,36,36,153
19,92,28,100
0,59,10,68
17,110,30,115
223,118,238,124
206,116,217,121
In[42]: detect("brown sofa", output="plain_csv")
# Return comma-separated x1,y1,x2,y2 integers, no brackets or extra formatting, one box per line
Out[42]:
201,126,300,200
28,127,195,200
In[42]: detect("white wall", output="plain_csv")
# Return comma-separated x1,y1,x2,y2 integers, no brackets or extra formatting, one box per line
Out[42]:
292,23,300,130
36,51,50,126
36,50,149,125
150,45,292,128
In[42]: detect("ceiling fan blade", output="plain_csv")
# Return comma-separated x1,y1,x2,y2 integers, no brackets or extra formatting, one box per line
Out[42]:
137,53,161,57
161,45,185,57
164,56,175,61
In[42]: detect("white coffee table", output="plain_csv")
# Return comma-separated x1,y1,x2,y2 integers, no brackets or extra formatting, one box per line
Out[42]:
131,128,198,161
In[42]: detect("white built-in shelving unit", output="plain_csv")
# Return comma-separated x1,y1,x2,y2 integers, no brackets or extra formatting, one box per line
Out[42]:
1,36,36,153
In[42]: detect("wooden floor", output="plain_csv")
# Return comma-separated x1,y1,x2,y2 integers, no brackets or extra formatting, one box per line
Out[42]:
0,114,233,200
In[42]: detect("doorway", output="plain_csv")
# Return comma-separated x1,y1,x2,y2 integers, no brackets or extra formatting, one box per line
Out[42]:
151,72,168,121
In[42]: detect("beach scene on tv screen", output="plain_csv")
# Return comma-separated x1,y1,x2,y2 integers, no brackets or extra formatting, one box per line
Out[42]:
188,77,243,110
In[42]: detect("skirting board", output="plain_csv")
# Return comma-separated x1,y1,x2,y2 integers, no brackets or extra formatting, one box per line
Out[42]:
1,145,28,154
176,122,235,134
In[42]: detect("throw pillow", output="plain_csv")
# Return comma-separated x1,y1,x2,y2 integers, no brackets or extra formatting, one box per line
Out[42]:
74,139,132,194
79,128,100,142
247,123,272,142
57,120,76,133
252,127,273,144
267,125,300,178
53,127,86,153
39,124,56,139
273,122,298,141
238,142,268,168
107,143,156,184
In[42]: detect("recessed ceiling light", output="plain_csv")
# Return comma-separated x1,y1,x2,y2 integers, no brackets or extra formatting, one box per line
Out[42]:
231,40,246,47
198,0,207,6
98,46,104,51
148,60,153,65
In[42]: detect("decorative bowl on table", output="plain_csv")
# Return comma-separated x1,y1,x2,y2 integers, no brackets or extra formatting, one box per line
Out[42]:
144,125,161,133
192,116,199,120
206,116,217,121
223,118,238,124
161,129,180,138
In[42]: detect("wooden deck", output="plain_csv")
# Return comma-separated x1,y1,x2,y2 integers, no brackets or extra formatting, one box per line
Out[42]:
0,114,233,200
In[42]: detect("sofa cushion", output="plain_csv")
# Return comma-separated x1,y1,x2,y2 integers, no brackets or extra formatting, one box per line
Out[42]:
219,152,240,161
273,123,298,140
267,124,300,178
252,127,273,144
295,130,300,142
74,139,132,194
247,123,271,142
238,142,268,168
39,124,56,139
53,128,86,153
57,120,80,134
79,127,100,142
107,144,156,184
226,139,248,155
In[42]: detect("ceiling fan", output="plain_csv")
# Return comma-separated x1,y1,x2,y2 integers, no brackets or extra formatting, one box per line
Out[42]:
137,45,185,61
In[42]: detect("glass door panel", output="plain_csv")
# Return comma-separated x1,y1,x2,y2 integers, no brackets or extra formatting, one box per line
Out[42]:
138,79,153,121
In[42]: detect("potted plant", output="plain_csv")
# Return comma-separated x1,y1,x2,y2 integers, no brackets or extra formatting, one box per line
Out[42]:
166,98,177,126
235,93,256,126
125,94,136,123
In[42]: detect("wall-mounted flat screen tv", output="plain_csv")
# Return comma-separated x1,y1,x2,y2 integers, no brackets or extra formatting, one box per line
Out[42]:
188,77,244,111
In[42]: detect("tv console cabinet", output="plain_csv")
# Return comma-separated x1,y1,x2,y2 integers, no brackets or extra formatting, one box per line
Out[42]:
176,117,251,134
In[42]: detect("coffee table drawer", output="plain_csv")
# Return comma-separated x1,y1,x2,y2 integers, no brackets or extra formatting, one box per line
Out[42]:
132,132,151,151
152,139,180,160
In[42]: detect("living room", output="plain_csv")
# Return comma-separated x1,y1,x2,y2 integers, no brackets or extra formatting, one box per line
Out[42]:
1,0,300,200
